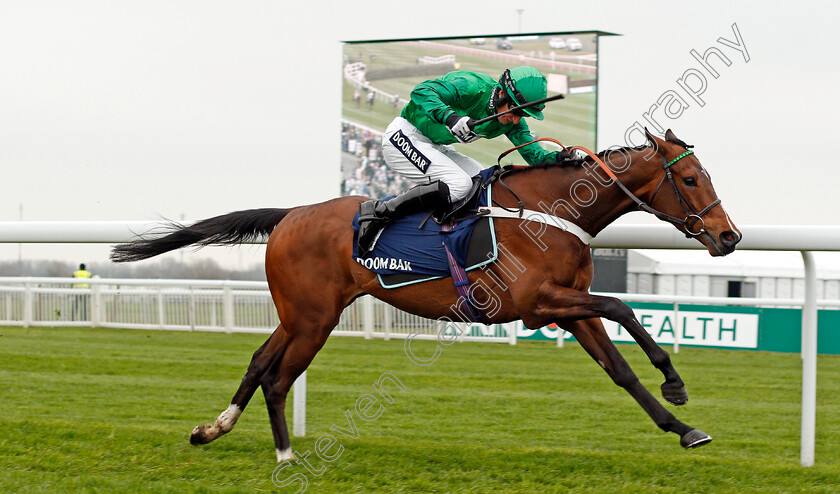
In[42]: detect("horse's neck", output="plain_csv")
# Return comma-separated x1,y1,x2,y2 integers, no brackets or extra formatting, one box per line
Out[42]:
512,151,661,237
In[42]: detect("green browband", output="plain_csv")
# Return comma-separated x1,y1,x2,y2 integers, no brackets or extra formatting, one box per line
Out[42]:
666,150,694,167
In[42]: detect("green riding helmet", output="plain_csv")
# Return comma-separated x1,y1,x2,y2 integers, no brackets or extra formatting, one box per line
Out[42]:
499,66,548,120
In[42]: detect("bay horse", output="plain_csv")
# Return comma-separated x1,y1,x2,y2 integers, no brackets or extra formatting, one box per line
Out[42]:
111,128,741,461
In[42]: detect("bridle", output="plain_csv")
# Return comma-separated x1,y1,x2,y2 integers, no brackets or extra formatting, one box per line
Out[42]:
493,138,721,238
643,150,721,237
571,144,721,238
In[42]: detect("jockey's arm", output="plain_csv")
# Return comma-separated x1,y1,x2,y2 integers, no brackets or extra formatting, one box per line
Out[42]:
506,121,562,165
410,78,482,124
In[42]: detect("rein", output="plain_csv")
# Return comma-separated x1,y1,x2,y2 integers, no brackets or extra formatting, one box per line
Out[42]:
494,138,721,238
487,138,574,216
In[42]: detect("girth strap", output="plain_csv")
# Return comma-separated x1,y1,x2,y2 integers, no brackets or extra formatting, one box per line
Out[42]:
480,206,593,245
441,223,483,321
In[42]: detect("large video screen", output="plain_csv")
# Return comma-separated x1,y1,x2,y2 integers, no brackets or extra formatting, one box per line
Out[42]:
340,33,603,199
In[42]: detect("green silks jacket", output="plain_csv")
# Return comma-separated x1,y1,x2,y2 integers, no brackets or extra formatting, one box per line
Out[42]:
399,70,560,165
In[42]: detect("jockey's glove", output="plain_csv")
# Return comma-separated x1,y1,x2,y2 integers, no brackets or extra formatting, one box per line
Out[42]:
547,150,583,167
445,113,480,143
557,150,572,161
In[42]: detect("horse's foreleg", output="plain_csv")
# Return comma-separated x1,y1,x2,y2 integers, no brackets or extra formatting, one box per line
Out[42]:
535,285,686,405
190,324,288,445
595,295,687,405
562,318,711,448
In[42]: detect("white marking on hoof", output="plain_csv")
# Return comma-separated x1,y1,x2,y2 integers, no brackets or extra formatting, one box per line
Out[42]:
277,448,295,462
203,424,221,440
216,404,242,434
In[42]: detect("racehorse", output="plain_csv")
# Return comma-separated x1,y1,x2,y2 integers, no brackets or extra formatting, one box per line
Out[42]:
111,129,741,461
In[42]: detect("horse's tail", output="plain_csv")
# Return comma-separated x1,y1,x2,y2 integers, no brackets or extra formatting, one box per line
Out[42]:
110,208,295,263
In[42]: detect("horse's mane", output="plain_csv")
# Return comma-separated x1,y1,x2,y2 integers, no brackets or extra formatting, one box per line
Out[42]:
501,144,652,174
590,144,652,163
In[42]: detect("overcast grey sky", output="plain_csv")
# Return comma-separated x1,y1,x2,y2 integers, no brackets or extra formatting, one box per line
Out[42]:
2,0,838,270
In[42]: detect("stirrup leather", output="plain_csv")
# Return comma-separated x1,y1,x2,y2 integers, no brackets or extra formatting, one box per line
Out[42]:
357,200,388,255
358,200,379,223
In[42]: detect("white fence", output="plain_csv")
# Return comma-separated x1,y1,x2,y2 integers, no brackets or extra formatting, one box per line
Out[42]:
342,62,407,107
416,54,455,65
0,277,271,332
0,277,518,343
3,276,838,339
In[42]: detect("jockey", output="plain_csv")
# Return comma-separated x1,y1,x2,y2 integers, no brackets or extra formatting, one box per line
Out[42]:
357,66,573,255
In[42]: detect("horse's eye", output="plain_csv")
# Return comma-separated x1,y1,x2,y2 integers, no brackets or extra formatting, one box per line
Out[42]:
683,177,697,187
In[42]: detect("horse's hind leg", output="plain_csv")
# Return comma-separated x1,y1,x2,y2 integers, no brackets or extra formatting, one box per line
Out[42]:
190,324,288,445
263,328,333,462
260,366,291,461
260,347,310,462
562,318,711,449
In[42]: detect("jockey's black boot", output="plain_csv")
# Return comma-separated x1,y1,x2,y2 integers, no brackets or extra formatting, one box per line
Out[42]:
357,181,450,256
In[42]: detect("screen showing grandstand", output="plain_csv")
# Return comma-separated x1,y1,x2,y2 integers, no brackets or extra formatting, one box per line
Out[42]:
340,33,602,198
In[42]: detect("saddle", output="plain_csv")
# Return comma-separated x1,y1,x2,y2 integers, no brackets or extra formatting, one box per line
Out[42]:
351,167,501,289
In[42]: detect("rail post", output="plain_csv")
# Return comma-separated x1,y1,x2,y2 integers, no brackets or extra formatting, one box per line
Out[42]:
23,282,32,328
91,282,101,327
383,304,392,341
800,251,817,467
223,286,234,333
363,296,374,339
673,302,680,354
188,288,196,332
293,371,306,437
157,287,165,329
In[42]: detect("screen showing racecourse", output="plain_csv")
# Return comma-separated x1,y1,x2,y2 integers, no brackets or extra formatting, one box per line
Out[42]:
340,32,603,199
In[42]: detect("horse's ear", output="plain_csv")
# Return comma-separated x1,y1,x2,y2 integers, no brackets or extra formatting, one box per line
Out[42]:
664,129,694,149
643,127,657,145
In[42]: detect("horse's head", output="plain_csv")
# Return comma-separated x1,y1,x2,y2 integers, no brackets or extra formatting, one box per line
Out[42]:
643,128,741,256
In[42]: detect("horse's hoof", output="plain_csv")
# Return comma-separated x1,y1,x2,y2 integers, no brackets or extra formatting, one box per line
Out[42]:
277,448,296,462
661,383,688,406
190,424,213,445
681,428,712,449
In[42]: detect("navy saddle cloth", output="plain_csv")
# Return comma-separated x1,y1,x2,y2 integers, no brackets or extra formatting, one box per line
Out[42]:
352,167,498,288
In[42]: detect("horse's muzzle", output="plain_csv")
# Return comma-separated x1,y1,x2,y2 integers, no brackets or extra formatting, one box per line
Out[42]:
718,229,741,254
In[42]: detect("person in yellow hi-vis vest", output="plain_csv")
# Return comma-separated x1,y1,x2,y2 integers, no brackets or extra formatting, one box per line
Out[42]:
72,263,92,320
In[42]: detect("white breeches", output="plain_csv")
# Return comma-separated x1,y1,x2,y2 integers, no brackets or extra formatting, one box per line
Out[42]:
381,117,483,202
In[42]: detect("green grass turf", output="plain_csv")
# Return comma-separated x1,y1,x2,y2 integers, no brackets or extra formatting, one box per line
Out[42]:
1,326,839,493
